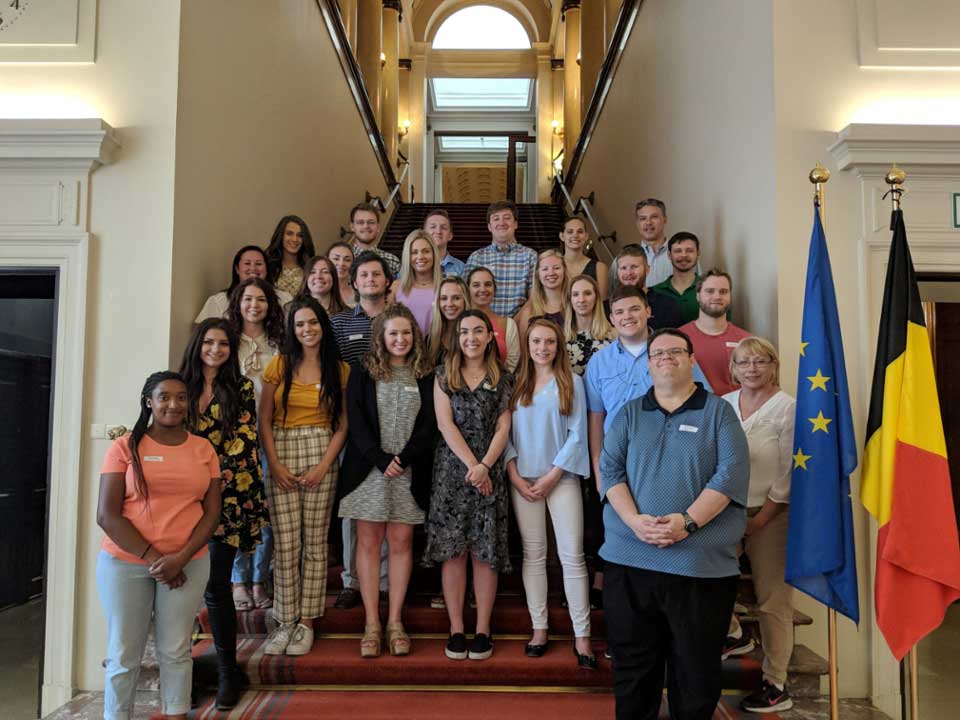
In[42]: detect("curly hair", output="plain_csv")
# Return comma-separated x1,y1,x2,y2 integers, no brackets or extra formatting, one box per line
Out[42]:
363,303,432,380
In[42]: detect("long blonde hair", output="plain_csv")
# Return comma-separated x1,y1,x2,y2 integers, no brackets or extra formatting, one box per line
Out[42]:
428,276,471,362
398,229,442,294
444,309,502,392
363,303,433,380
565,274,615,342
529,249,570,318
511,318,575,416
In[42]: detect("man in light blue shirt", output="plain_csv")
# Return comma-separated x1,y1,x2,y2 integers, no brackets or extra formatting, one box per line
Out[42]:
599,327,749,719
586,287,711,484
424,208,465,277
635,198,673,287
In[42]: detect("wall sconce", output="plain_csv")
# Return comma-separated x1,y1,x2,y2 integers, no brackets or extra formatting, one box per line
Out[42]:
576,51,581,66
551,119,563,137
398,119,411,141
380,52,387,67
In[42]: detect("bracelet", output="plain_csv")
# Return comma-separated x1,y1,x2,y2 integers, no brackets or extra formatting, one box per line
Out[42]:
140,543,152,559
479,461,491,471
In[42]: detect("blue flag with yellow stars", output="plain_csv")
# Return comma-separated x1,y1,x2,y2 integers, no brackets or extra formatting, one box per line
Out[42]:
784,203,860,623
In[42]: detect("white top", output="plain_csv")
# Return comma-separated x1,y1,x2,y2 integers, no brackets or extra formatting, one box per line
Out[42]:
194,288,293,323
504,374,589,479
723,389,795,507
238,332,279,408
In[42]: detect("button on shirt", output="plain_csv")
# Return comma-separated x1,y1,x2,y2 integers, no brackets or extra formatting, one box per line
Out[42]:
585,340,713,433
599,386,750,578
465,241,538,317
440,253,466,277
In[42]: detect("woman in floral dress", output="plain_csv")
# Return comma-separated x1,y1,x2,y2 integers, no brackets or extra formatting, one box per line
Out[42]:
180,318,268,710
424,309,513,662
565,274,615,376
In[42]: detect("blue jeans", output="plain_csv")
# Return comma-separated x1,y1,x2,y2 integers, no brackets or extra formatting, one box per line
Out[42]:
96,550,210,720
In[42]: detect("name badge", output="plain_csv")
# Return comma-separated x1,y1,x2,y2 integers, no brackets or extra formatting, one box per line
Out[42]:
349,334,364,341
679,425,698,433
725,341,739,348
143,455,164,462
403,386,419,393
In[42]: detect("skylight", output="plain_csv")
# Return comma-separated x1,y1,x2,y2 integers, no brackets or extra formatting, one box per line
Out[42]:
438,136,510,151
431,78,532,110
432,6,531,49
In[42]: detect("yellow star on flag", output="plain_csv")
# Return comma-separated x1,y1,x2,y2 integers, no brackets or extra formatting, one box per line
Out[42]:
807,369,830,392
808,411,832,434
799,341,809,357
793,448,812,470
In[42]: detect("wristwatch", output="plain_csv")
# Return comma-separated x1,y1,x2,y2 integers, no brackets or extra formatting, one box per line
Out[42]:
682,512,699,534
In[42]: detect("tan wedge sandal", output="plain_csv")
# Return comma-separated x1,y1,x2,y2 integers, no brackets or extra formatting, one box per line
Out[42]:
360,624,382,658
386,622,411,656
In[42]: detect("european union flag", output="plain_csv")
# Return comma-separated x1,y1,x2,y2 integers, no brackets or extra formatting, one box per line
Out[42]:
784,204,860,624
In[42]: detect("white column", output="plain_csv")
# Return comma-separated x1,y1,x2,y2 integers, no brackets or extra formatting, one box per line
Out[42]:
407,45,428,203
534,43,555,201
562,0,581,169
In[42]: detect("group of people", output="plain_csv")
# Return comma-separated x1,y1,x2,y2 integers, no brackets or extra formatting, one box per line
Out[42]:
95,197,796,720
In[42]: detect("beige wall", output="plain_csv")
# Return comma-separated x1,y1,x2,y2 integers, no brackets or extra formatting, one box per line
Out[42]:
570,0,778,340
170,0,390,361
0,0,183,692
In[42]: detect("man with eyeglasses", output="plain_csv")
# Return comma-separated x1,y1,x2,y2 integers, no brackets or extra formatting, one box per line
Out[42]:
349,202,401,278
680,268,751,396
599,327,749,720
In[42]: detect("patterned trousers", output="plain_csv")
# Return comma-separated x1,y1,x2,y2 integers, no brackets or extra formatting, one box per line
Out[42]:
268,425,338,624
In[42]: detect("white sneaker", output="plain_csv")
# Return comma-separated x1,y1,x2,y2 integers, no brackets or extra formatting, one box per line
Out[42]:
263,621,295,655
285,623,314,656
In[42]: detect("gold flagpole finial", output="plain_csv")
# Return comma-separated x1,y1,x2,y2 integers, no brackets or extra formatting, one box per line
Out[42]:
884,164,907,212
809,162,830,224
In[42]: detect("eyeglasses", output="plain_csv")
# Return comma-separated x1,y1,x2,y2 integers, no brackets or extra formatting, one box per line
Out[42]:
733,357,773,368
649,347,690,360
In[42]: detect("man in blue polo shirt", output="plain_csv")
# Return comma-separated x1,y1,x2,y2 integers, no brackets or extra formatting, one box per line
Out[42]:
599,327,749,720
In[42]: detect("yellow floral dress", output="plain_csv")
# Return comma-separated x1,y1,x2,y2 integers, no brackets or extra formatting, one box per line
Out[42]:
196,377,269,552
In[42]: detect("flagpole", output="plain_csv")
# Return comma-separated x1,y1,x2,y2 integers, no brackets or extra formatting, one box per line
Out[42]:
809,161,841,720
885,164,920,720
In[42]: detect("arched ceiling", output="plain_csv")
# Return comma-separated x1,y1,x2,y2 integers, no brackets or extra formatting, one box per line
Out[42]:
410,0,553,45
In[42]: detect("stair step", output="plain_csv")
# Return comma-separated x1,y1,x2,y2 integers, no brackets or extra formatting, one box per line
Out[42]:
170,689,782,720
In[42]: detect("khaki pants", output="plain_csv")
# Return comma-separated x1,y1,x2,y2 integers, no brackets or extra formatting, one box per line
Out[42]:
743,509,794,686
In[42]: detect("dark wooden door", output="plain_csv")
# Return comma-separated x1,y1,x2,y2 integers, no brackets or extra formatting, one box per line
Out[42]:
933,302,960,531
0,350,51,608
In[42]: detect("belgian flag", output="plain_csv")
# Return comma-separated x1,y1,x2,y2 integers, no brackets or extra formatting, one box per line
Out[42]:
861,209,960,660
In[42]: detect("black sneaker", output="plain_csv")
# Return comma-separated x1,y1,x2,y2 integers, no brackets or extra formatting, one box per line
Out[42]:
721,633,756,660
741,680,793,713
445,632,468,660
468,633,494,660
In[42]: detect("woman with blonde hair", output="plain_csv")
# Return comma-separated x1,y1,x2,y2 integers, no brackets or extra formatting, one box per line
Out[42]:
516,249,570,337
391,229,442,335
467,267,520,372
559,216,608,300
427,276,471,365
505,317,594,668
339,303,436,658
565,274,616,377
723,336,796,713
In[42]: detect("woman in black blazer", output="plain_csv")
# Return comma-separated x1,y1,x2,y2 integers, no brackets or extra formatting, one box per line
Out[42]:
338,304,436,658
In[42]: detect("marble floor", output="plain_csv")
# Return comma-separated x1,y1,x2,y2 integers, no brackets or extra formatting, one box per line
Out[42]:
0,599,44,720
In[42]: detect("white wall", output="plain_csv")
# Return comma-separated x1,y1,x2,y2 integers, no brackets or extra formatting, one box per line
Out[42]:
570,0,778,339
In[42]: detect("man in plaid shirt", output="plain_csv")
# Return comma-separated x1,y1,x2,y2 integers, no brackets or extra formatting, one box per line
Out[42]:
464,200,537,317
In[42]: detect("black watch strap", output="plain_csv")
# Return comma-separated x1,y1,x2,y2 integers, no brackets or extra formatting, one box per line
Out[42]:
682,512,699,534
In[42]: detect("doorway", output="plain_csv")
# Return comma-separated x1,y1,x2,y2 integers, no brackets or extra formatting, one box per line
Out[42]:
0,269,57,720
434,132,537,203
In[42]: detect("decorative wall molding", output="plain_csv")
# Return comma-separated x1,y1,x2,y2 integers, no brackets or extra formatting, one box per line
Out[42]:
0,0,98,63
856,0,960,68
829,123,960,174
0,117,116,715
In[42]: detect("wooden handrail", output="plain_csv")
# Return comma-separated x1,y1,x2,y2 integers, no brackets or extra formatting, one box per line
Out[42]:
556,0,643,198
316,0,398,191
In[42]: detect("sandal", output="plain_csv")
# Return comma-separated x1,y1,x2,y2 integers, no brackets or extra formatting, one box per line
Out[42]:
252,583,273,609
386,622,411,657
360,623,382,658
232,583,254,612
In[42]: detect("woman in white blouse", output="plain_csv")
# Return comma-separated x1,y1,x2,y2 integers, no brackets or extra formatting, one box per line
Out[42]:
722,336,796,713
505,317,595,668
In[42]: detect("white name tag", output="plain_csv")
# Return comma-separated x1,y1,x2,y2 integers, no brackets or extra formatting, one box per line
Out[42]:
143,456,164,462
403,386,419,393
725,341,739,348
679,425,698,433
349,334,364,341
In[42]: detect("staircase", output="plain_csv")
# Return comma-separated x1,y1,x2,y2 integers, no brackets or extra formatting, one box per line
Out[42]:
379,203,567,262
150,554,828,719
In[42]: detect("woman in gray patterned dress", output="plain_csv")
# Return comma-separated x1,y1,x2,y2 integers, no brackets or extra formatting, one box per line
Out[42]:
339,304,436,658
424,309,513,662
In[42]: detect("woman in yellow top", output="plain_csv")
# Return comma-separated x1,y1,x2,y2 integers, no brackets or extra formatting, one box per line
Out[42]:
259,297,349,657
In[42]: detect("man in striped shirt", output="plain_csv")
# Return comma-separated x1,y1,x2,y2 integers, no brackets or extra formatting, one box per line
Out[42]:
464,200,537,317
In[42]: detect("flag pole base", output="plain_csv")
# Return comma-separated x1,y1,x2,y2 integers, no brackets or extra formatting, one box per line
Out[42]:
828,608,839,720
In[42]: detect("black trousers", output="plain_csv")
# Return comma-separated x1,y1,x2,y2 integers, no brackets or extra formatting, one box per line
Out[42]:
604,562,738,720
204,541,239,670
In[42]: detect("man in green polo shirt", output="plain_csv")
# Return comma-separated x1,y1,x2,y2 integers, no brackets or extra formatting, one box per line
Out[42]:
651,231,701,323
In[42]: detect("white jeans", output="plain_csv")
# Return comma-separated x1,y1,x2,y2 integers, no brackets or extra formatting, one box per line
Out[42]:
511,476,591,637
